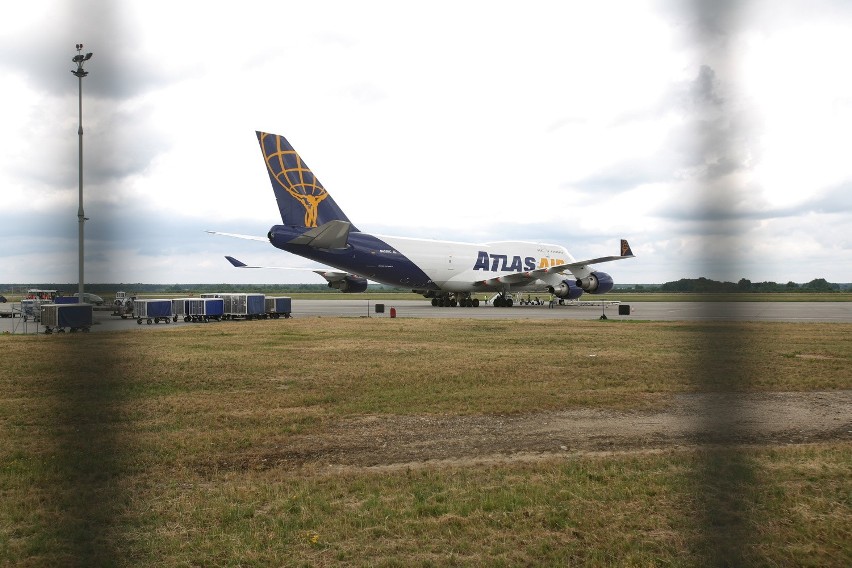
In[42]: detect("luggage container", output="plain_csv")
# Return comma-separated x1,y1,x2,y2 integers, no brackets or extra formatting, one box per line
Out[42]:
184,298,224,322
204,293,264,320
265,297,292,319
20,299,40,321
171,298,186,322
112,291,134,318
219,293,267,320
41,303,93,333
133,299,174,324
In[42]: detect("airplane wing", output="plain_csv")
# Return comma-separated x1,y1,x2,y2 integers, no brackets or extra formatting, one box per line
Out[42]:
474,239,634,287
224,256,355,285
205,230,269,242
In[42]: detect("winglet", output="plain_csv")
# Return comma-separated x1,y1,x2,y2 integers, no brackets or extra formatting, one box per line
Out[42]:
225,256,248,267
620,239,634,257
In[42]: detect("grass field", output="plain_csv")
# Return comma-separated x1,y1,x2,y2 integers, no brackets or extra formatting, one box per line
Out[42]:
1,318,850,566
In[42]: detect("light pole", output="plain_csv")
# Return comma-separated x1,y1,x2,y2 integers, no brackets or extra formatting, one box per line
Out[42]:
72,44,92,302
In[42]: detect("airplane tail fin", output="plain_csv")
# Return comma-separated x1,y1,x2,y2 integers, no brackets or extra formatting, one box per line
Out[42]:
257,131,358,231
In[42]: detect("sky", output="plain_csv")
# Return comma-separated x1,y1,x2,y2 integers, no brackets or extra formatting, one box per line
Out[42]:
1,1,850,285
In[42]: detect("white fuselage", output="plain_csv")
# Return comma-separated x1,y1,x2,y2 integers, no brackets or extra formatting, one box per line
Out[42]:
373,235,580,292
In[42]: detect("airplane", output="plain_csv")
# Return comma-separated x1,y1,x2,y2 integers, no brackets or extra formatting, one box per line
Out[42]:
209,131,635,307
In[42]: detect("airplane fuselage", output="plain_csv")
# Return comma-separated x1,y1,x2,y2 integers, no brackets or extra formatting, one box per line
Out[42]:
269,224,577,294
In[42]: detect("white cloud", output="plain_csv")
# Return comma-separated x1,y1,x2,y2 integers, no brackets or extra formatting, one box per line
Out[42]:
1,1,850,285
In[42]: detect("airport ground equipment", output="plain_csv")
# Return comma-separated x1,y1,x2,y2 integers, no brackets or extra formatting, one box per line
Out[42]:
202,293,266,320
265,296,292,318
112,291,134,318
40,303,93,333
133,299,173,324
20,300,43,321
171,299,186,322
184,298,224,322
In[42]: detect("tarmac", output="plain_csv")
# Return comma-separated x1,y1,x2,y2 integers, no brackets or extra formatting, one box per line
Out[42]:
2,300,851,334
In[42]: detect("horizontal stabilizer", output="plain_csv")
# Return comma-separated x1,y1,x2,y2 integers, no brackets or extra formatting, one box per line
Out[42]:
221,256,364,285
206,230,269,242
225,256,249,267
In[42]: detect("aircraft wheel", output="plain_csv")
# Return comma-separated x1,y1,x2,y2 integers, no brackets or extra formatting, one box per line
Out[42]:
472,299,480,307
505,298,513,307
431,298,438,307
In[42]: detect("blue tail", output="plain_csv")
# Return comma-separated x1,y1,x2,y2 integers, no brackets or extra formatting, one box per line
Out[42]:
257,132,357,231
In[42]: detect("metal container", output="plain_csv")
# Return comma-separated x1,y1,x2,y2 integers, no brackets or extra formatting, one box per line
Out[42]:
184,298,224,322
218,293,266,320
133,299,174,324
264,297,292,318
171,299,186,321
40,303,93,333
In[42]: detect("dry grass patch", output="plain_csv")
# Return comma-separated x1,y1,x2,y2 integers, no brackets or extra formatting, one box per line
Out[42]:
1,318,850,566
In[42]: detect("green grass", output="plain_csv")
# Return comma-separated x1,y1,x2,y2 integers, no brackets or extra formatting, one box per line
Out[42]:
1,319,850,566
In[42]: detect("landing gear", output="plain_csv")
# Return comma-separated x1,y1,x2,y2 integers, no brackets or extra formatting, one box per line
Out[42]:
430,293,480,307
493,295,513,307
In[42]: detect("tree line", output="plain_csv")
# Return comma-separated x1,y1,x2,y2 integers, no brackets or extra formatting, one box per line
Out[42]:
656,277,842,293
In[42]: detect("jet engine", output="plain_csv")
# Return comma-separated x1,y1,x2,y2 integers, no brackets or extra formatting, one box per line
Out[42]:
576,271,614,294
328,275,369,293
548,279,584,300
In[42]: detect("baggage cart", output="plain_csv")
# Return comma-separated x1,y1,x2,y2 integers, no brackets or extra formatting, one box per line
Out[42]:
226,293,265,320
214,293,267,320
41,303,93,333
184,298,224,322
133,299,174,324
171,298,186,322
265,296,292,319
112,291,134,318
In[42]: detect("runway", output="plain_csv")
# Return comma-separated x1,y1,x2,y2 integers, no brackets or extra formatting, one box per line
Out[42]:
2,300,851,334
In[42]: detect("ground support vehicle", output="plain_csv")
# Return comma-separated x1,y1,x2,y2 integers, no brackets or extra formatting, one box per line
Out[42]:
202,293,267,320
20,300,47,322
265,297,292,319
40,303,93,333
184,298,224,322
112,292,134,318
133,299,173,324
170,299,186,322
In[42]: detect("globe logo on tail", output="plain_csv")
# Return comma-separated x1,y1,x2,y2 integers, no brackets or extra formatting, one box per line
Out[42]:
260,133,328,227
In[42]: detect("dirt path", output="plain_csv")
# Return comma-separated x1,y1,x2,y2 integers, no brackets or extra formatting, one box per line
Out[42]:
241,391,852,473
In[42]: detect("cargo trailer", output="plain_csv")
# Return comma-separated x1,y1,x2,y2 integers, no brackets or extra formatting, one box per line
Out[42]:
133,299,174,324
171,298,186,322
265,296,292,319
41,303,93,333
184,298,224,322
205,293,267,320
226,293,266,320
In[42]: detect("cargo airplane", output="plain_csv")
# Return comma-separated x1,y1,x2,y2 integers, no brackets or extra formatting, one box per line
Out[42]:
209,131,635,307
